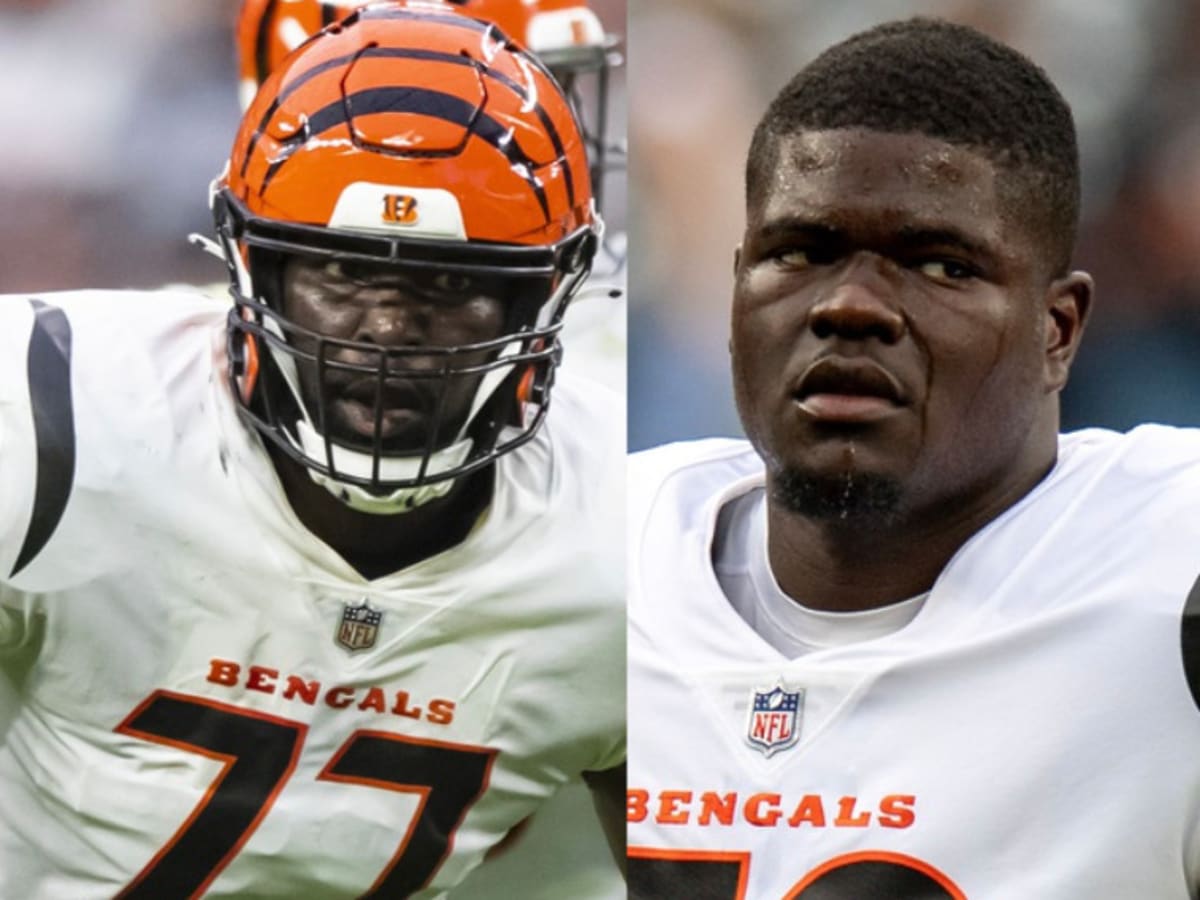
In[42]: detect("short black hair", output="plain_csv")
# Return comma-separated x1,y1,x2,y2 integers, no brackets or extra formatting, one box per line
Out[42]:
746,17,1080,276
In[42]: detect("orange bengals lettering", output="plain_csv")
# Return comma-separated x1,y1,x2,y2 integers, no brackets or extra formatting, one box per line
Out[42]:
628,788,917,830
205,657,456,726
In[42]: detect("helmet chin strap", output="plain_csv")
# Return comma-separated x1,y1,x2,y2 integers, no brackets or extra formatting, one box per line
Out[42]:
294,419,473,515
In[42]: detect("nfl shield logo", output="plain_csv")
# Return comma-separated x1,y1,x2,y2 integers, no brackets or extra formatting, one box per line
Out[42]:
336,600,383,652
745,683,804,757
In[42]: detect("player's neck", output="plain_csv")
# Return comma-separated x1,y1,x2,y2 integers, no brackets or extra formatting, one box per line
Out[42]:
765,510,965,613
764,451,1057,613
267,445,495,579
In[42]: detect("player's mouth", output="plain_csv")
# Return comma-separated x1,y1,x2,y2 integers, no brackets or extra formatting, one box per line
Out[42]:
329,377,439,444
340,376,433,410
792,357,908,423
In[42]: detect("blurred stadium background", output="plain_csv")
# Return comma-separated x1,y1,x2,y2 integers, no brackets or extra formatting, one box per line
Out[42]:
628,0,1200,449
0,0,624,898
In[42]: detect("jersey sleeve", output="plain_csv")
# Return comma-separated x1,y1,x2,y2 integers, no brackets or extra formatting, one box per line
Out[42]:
0,298,45,585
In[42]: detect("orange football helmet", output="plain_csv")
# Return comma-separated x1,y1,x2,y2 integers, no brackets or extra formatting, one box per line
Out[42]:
214,1,598,512
236,0,619,210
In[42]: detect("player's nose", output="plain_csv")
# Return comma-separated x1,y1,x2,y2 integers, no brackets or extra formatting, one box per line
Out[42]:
808,254,905,344
352,290,433,347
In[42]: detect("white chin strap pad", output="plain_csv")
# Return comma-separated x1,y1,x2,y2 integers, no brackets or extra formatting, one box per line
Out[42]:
294,419,473,515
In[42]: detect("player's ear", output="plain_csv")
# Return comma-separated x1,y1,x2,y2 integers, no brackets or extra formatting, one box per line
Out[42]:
1043,270,1093,393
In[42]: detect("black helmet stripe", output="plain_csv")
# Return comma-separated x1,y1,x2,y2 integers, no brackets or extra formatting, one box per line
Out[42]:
354,6,567,96
259,86,551,220
241,50,359,180
353,4,561,79
242,46,576,209
356,47,575,208
319,1,339,27
239,1,500,178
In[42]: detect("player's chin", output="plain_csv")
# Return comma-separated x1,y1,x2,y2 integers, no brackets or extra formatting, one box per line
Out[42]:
766,427,913,511
771,461,905,523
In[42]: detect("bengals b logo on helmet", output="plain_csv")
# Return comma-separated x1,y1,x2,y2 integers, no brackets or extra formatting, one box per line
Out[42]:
382,194,419,225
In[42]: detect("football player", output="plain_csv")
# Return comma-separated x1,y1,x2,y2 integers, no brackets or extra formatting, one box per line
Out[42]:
0,4,624,897
231,6,626,900
627,17,1200,899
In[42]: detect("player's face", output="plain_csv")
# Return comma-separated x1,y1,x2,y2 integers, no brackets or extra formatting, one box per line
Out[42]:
733,129,1083,519
281,257,507,453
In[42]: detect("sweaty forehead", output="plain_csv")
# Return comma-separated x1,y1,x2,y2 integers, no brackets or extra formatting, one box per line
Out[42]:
755,129,1003,230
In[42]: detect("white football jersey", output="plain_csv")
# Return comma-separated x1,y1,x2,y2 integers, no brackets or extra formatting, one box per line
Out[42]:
0,290,624,899
628,433,1200,899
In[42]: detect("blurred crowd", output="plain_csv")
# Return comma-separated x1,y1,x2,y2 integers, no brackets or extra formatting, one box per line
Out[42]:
628,0,1200,448
0,0,242,292
0,0,626,295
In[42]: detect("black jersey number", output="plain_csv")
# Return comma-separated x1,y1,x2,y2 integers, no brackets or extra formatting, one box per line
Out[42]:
628,847,967,899
114,690,496,899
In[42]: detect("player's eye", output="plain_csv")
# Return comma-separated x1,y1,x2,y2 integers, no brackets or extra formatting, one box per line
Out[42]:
432,272,475,294
767,244,841,269
775,248,810,268
310,260,358,297
321,260,390,286
916,259,977,282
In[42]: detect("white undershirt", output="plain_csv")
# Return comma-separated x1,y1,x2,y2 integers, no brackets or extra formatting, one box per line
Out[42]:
713,487,927,658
